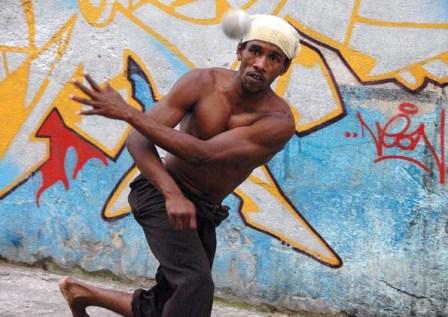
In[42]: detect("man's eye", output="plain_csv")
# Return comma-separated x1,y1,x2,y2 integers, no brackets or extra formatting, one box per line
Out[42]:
250,49,261,55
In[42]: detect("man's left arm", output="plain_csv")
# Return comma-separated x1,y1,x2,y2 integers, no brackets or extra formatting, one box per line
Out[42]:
71,74,295,165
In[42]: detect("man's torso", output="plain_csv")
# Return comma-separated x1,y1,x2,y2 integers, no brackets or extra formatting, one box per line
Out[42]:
165,68,292,203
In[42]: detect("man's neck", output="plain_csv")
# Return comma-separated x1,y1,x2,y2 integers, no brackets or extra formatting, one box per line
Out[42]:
227,72,271,112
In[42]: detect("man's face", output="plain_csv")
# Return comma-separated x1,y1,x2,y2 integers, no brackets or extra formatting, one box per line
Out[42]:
237,40,290,94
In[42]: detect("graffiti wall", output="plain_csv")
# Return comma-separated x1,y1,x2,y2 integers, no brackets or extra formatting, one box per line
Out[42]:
1,1,447,316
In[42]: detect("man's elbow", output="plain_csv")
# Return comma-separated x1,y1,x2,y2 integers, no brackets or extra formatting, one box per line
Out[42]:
185,153,209,165
184,144,214,165
126,130,154,155
125,131,138,152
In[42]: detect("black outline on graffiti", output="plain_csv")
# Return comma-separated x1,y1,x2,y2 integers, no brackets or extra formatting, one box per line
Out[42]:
233,166,343,269
101,163,138,221
291,24,448,95
101,55,158,221
294,40,347,137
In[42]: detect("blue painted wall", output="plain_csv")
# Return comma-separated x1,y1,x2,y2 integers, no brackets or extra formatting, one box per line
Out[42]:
1,1,447,316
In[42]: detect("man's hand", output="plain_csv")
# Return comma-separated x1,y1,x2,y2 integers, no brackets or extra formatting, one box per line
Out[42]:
70,74,134,121
165,195,197,230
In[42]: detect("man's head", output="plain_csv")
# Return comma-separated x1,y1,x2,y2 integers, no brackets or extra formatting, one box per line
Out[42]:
236,15,300,93
241,15,300,60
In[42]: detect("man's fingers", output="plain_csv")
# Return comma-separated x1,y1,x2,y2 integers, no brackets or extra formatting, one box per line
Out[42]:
79,109,100,116
105,82,114,91
172,213,195,230
182,214,192,230
174,216,184,230
72,80,96,98
84,74,102,92
168,214,175,227
189,213,197,230
70,95,97,106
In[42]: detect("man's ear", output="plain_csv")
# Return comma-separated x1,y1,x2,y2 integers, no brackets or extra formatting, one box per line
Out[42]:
281,59,292,75
236,43,243,61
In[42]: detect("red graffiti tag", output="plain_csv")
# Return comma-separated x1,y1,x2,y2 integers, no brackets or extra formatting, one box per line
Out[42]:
35,109,109,206
354,103,446,184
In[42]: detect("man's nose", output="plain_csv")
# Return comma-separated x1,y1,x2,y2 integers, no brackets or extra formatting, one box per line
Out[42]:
253,56,267,72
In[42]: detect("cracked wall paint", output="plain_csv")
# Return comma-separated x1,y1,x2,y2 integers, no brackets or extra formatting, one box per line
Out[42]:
0,1,447,316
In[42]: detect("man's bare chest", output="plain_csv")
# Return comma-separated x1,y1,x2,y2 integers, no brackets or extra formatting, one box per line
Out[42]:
182,94,267,140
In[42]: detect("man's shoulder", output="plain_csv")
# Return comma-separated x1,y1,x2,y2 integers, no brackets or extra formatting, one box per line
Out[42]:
180,67,233,92
268,90,290,108
265,93,294,121
186,67,233,80
259,94,295,138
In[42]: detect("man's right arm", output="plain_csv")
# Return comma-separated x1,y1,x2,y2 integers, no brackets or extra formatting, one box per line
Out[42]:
125,69,203,230
126,130,178,198
127,129,197,230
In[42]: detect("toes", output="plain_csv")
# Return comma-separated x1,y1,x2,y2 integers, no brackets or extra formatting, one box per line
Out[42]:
59,276,73,298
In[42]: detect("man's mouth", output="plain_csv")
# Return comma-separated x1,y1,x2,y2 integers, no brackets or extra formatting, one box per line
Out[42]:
247,72,265,82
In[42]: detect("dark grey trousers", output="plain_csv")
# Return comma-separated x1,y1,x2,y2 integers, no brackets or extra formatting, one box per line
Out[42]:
128,174,229,317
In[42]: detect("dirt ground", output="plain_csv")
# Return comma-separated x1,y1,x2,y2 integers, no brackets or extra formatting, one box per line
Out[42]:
0,260,324,317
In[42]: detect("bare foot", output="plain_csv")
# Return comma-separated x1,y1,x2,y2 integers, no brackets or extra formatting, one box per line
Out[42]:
59,276,91,317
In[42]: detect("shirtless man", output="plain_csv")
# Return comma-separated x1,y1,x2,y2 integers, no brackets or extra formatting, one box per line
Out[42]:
59,14,300,317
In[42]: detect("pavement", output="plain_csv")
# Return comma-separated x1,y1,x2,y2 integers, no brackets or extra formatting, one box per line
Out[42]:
0,260,317,317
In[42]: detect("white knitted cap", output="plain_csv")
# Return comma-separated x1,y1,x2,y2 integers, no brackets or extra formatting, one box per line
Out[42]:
241,15,300,60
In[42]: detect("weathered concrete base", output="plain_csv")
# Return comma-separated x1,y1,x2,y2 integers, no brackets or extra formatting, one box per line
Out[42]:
0,260,341,317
